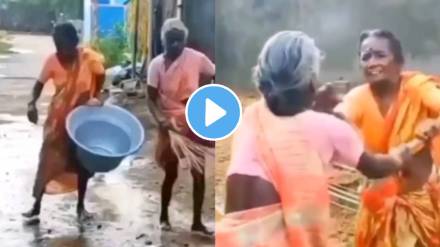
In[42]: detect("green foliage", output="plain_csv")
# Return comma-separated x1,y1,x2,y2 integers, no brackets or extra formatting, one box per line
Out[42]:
0,42,11,54
92,25,129,68
0,31,11,54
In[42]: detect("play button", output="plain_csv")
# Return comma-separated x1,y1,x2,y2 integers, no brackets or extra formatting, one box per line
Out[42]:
205,98,226,127
186,84,242,141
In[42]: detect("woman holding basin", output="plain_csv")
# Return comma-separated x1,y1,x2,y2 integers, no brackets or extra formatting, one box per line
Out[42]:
23,23,105,221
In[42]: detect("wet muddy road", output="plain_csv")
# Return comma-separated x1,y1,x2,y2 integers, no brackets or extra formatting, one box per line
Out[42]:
0,34,215,247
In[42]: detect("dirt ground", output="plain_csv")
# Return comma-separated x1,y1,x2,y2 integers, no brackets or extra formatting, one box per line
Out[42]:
214,89,359,246
0,34,214,247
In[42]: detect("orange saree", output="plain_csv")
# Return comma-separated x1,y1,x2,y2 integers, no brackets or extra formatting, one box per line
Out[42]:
216,101,334,247
33,48,104,197
335,71,440,246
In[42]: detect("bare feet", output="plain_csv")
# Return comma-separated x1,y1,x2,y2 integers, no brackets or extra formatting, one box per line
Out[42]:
23,217,41,226
160,220,172,231
191,223,213,236
22,208,40,218
22,208,40,225
77,208,94,222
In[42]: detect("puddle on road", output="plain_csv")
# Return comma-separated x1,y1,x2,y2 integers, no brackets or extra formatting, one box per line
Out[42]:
8,48,34,54
0,114,214,247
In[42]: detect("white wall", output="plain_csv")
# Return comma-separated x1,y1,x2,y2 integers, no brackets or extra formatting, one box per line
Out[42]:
83,0,92,43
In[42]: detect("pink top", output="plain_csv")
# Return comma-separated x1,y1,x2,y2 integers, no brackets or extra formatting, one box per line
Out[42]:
147,47,215,124
227,106,364,181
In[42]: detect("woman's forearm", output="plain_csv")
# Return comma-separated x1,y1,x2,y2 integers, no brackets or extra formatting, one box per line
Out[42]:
147,86,167,124
93,74,105,98
357,152,402,179
29,81,44,104
147,98,166,124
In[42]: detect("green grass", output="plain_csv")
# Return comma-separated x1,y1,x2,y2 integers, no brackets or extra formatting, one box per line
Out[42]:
0,31,12,54
0,41,12,54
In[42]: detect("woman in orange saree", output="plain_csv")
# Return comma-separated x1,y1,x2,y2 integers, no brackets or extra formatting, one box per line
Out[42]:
22,23,105,221
319,29,440,246
215,31,434,247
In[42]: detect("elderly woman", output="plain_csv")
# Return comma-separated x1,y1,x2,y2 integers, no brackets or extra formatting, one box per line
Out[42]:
22,23,105,221
316,29,440,246
147,18,215,235
215,31,439,246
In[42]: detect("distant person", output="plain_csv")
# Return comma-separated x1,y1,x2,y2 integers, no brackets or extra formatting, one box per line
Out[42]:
216,31,439,246
23,23,105,222
315,29,440,246
147,18,215,235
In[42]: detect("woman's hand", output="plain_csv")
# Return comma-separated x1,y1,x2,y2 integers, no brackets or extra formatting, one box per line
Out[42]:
415,118,440,142
388,137,431,170
159,120,173,131
389,144,413,167
312,83,342,113
86,97,102,107
159,118,189,135
27,102,38,124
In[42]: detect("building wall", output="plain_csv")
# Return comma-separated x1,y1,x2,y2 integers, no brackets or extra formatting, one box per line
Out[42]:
0,1,82,33
182,0,215,61
97,4,126,37
149,0,214,61
150,0,177,58
216,0,440,89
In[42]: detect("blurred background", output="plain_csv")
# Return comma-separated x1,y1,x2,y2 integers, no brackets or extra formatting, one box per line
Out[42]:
216,0,440,90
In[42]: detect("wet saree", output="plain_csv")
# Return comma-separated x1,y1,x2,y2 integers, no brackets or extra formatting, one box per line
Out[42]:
33,48,104,197
335,71,440,246
216,100,365,246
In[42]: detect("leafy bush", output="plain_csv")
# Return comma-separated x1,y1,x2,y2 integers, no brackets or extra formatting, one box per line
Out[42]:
92,25,129,68
0,31,11,54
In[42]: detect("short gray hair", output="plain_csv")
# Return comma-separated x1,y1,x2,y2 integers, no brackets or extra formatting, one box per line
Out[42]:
161,18,189,43
253,31,321,93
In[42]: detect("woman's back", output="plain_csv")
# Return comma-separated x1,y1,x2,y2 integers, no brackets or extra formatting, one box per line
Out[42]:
227,100,363,186
224,100,364,246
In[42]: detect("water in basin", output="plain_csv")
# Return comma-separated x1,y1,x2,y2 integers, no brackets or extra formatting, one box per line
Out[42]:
75,121,131,155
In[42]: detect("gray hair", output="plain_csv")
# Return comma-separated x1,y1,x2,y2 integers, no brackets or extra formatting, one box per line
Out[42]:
253,31,321,93
161,18,189,43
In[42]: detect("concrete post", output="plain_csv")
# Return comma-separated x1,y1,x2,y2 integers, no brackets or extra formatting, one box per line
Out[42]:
83,0,92,43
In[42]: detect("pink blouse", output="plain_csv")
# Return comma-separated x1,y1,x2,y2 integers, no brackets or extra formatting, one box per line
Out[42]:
227,107,364,181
